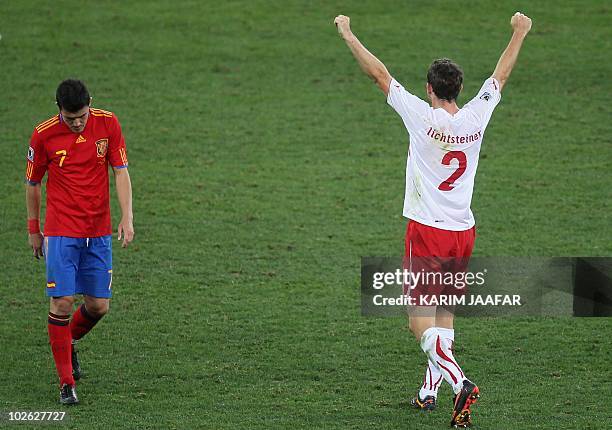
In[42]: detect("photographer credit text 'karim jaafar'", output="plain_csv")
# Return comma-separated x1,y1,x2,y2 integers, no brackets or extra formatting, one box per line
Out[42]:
361,257,612,317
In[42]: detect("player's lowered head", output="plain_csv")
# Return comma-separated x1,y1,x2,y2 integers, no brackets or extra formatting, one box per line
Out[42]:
425,59,463,113
56,79,92,134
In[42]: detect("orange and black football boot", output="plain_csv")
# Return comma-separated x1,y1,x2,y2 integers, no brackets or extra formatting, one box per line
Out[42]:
450,380,480,428
410,394,437,411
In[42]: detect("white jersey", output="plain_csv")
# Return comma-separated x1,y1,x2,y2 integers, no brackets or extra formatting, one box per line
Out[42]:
387,77,501,231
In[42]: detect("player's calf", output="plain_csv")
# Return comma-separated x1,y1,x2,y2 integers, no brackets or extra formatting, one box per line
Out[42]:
70,303,105,341
48,310,75,389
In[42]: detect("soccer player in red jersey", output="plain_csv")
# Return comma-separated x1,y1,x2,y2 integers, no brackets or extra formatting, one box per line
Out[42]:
25,79,134,404
335,12,532,427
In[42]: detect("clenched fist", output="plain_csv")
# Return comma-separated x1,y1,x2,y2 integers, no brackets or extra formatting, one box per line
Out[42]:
511,12,532,36
334,15,352,38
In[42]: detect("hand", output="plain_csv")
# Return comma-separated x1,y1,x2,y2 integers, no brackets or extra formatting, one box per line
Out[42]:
334,15,352,39
29,233,44,259
511,12,532,36
117,217,134,248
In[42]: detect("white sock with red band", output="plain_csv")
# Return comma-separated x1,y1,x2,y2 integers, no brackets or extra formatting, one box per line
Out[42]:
420,327,466,395
418,327,455,398
419,359,443,398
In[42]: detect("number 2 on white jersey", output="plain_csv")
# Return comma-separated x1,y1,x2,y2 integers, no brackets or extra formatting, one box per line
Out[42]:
438,151,466,191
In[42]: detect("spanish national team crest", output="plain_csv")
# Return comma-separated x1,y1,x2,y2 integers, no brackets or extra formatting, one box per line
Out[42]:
95,139,108,158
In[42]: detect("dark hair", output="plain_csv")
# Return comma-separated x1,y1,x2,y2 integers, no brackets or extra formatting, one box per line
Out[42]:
56,79,90,112
426,59,463,102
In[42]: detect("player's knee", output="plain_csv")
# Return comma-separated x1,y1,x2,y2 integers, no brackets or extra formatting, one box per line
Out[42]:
86,300,110,317
50,296,74,315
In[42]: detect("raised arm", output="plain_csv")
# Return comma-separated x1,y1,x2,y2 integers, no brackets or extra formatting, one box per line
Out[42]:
334,15,392,95
492,12,532,92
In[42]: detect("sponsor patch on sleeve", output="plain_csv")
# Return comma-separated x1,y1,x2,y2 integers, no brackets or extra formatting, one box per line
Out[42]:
27,146,35,161
479,92,492,101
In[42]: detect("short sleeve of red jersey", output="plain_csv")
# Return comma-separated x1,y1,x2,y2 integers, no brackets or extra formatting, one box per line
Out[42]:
107,115,128,168
464,78,502,128
25,129,48,184
386,78,431,134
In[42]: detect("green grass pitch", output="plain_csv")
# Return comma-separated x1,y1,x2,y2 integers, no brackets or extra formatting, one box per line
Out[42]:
0,1,610,429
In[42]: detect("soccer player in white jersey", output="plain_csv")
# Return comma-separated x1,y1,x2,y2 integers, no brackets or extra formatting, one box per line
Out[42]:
335,12,532,428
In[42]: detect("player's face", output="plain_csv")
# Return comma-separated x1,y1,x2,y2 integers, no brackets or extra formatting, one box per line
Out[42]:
60,106,90,133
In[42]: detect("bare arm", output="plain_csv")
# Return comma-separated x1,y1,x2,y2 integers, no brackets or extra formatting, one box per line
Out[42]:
334,15,392,95
492,12,532,92
113,167,134,248
25,183,44,258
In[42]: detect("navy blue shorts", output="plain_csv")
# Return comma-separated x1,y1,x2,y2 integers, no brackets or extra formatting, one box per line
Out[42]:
45,236,113,298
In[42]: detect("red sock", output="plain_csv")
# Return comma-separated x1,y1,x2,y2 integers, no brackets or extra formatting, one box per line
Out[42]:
70,304,102,341
48,313,74,387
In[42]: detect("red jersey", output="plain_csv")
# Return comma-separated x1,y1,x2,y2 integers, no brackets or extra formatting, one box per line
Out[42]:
26,108,129,237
